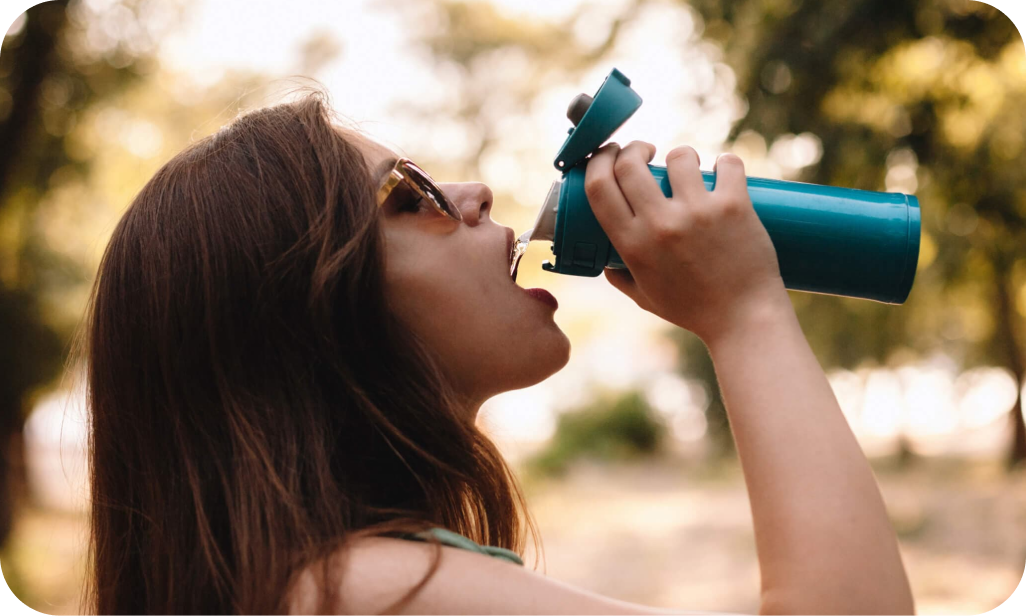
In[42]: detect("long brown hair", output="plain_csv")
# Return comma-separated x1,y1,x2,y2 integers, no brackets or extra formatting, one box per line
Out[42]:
77,90,540,614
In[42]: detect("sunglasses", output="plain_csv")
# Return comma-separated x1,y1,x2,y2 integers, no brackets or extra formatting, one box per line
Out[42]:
375,157,463,223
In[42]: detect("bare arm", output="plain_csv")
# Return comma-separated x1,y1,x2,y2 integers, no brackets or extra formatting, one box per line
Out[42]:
304,307,913,615
312,141,914,615
704,294,914,615
585,140,914,614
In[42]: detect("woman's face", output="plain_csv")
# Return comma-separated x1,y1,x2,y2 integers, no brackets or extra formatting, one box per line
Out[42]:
351,131,571,413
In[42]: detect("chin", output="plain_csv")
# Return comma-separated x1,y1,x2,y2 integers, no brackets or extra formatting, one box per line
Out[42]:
550,327,572,371
521,324,572,387
474,323,572,403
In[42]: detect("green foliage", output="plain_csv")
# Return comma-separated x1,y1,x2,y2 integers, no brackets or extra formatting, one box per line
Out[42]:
0,546,30,607
683,0,1024,362
684,0,1026,465
669,329,735,458
0,284,65,420
524,390,669,478
418,0,1026,466
0,0,188,548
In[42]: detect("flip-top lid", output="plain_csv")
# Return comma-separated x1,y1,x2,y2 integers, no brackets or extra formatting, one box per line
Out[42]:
553,68,643,172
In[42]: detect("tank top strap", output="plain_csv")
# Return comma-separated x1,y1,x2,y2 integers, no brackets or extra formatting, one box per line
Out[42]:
396,527,524,566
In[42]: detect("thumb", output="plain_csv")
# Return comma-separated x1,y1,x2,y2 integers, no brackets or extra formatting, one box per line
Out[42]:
604,268,650,308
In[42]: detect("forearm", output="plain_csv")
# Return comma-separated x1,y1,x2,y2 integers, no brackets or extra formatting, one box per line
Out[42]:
703,295,914,615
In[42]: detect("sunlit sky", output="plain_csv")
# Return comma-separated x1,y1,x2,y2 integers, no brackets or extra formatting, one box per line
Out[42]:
145,0,742,446
153,0,755,173
10,0,1024,475
4,10,1026,616
144,0,1025,453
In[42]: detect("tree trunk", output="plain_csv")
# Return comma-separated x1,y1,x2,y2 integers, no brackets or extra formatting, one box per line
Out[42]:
0,1,69,193
0,418,25,549
896,434,916,468
993,258,1026,469
0,436,10,548
0,0,70,550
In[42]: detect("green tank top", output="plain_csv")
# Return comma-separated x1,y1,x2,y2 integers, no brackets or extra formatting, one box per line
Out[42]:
396,527,524,566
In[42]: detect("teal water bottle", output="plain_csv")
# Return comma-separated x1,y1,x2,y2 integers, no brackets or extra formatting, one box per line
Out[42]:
519,68,921,305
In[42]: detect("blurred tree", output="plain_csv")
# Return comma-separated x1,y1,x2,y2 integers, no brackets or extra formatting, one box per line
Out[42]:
390,0,643,178
1,0,75,552
684,0,1026,468
668,329,734,457
408,0,1025,468
524,389,669,478
0,0,186,549
401,0,744,457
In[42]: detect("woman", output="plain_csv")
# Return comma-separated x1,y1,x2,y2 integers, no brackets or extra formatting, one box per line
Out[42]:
80,91,914,614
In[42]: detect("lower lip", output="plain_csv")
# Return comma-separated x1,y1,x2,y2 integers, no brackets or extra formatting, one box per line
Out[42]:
524,287,558,310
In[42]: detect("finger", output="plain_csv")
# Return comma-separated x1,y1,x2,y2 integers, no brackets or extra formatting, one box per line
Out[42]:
604,267,639,298
613,141,666,221
585,142,637,249
665,146,709,205
712,153,750,205
604,268,650,309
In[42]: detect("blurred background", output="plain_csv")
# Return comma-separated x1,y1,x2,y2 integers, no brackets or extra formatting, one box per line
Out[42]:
1,0,1024,613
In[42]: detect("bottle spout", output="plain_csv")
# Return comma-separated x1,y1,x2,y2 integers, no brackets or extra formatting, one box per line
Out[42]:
520,179,561,244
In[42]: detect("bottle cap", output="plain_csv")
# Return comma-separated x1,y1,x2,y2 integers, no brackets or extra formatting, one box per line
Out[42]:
553,68,642,172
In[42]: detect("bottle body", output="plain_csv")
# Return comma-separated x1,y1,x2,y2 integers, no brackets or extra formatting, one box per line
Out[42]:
540,164,921,304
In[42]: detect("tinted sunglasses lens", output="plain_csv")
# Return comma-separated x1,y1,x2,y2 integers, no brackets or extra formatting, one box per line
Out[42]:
403,162,461,221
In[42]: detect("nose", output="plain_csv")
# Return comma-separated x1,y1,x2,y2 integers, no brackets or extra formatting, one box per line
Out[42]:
467,181,494,222
444,182,493,225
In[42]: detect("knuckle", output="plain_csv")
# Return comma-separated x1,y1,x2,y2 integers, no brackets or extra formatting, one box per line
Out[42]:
720,191,752,216
687,205,715,228
650,219,685,243
721,200,745,218
584,175,607,202
613,156,636,180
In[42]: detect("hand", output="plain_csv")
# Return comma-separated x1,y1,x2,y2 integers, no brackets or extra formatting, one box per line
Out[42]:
584,141,790,343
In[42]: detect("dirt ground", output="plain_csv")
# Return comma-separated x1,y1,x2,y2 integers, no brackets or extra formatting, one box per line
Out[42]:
3,455,1024,614
519,455,1026,615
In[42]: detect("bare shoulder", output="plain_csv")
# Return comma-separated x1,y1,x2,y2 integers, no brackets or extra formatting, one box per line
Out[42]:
287,535,723,615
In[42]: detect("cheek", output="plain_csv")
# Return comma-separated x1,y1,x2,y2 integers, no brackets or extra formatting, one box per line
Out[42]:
384,227,496,319
383,239,486,347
